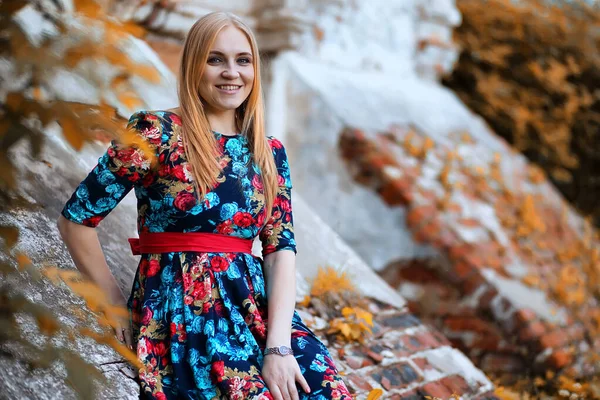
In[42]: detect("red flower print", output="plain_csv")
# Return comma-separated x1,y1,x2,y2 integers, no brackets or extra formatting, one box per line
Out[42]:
214,299,225,316
217,220,233,235
174,192,196,211
272,210,282,220
203,302,210,314
192,280,209,299
184,295,193,305
145,113,158,121
256,210,266,226
117,147,135,163
262,244,275,254
155,393,166,400
115,167,129,177
291,330,309,338
268,138,283,149
128,171,140,183
169,113,182,126
170,322,176,336
131,150,147,167
84,216,103,227
147,259,161,277
277,174,285,186
252,174,264,190
172,164,188,181
142,173,154,187
211,360,225,382
277,198,291,213
210,256,229,272
233,212,254,228
154,342,167,357
141,307,153,325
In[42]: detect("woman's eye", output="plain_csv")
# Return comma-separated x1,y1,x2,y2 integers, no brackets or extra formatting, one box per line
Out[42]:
238,58,251,64
208,57,222,64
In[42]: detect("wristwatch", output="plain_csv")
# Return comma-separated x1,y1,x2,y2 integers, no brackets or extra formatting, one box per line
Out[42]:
264,345,294,356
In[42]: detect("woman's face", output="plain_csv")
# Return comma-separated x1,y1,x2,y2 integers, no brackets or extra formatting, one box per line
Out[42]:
199,25,254,114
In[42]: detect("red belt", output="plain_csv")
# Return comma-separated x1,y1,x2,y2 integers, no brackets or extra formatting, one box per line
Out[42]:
128,232,253,255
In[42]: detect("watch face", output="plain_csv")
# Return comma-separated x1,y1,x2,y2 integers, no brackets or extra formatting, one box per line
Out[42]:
279,346,289,354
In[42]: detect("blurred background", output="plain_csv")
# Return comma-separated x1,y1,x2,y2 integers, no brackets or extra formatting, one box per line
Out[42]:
1,0,599,399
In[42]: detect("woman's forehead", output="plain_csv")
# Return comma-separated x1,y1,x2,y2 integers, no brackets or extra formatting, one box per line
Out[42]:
212,26,252,52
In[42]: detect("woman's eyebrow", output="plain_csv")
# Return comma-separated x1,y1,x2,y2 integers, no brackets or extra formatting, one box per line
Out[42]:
209,50,253,57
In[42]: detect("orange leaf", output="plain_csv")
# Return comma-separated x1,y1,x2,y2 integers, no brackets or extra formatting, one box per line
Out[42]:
0,226,19,249
60,117,85,150
367,389,383,400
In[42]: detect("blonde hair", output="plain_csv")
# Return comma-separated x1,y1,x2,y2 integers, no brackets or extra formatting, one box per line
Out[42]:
178,12,278,221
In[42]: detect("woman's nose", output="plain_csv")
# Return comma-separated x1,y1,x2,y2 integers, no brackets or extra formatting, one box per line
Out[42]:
222,67,240,79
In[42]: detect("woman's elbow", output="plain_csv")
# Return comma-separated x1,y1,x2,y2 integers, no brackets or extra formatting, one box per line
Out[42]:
57,214,78,239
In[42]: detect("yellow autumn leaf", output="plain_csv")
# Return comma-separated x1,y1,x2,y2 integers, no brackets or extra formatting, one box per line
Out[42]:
366,388,383,400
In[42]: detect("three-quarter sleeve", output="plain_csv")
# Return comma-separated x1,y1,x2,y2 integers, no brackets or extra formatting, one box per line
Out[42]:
60,112,155,227
259,137,297,256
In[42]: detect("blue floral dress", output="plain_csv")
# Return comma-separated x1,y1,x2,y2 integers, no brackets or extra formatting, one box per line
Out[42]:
61,110,352,400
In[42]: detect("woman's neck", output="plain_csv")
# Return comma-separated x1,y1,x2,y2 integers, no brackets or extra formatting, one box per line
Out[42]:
206,110,238,136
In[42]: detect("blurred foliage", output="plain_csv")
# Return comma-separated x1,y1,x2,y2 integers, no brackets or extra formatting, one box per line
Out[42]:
444,0,600,227
299,266,374,344
1,0,159,397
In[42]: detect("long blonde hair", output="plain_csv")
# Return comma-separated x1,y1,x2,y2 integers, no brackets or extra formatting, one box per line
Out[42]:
178,12,278,220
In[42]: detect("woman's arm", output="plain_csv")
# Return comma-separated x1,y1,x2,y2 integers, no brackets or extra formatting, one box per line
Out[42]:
263,249,296,348
57,213,132,348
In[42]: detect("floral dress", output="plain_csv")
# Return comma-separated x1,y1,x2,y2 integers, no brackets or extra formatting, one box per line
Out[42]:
61,110,352,400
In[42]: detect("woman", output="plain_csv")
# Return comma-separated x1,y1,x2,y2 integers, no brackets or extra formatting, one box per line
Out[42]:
58,11,352,400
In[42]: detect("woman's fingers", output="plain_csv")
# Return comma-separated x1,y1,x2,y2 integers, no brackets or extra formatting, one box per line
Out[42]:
288,380,299,400
270,383,283,400
123,327,134,350
295,368,311,394
281,383,292,400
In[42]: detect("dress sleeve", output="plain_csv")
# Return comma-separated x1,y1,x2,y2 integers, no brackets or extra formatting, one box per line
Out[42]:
259,137,297,256
60,112,155,228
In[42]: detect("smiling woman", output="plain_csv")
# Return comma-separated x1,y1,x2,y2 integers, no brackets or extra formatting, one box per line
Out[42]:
198,26,255,119
57,10,352,400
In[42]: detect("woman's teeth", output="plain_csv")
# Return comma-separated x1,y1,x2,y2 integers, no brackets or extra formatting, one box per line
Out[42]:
217,85,241,90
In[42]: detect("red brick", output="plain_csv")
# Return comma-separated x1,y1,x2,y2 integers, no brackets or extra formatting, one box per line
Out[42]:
420,381,453,398
461,273,486,295
411,357,430,371
406,204,437,230
379,179,411,206
539,329,569,349
344,355,364,370
444,316,497,335
471,334,503,352
518,321,546,342
345,373,373,393
414,218,443,243
478,287,499,312
448,243,472,261
453,261,478,280
547,348,573,369
441,374,471,396
480,353,526,373
514,308,537,326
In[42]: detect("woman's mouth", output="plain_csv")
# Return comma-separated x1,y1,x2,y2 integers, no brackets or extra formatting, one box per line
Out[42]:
216,85,242,94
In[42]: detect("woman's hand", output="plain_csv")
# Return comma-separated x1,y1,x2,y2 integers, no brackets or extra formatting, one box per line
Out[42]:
262,354,310,400
109,291,133,350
